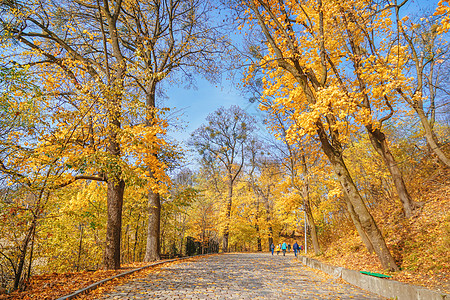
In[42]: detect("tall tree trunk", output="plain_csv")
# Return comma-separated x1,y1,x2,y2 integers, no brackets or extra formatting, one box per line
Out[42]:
304,208,320,255
300,154,320,255
317,124,399,271
366,125,418,218
345,195,374,253
144,79,162,261
268,232,273,251
222,232,229,253
223,176,233,253
133,214,140,262
203,225,208,254
104,177,125,269
26,224,36,283
179,214,186,257
256,196,262,251
265,195,273,251
145,190,161,261
76,224,83,271
98,0,127,270
126,225,130,264
13,221,35,291
256,225,262,251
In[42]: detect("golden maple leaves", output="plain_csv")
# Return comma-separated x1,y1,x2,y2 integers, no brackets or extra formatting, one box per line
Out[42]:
242,0,444,145
435,0,450,33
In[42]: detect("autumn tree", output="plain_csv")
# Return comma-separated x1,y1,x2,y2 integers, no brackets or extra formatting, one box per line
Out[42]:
184,166,221,254
246,140,282,251
245,42,368,256
0,0,166,269
39,182,108,272
0,0,126,270
160,168,197,257
190,105,256,252
246,138,267,251
0,66,45,290
236,0,399,270
266,112,322,255
114,0,228,261
0,65,76,289
325,1,420,218
394,3,450,167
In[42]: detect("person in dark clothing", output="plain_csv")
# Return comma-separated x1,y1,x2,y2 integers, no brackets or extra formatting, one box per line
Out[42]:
293,242,300,257
270,243,275,255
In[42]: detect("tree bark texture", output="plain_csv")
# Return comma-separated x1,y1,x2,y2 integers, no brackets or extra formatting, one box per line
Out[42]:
133,216,140,262
256,225,262,251
143,80,163,261
305,208,320,255
317,125,398,271
256,196,262,251
265,196,273,251
26,224,36,283
300,154,320,255
345,195,375,253
103,90,125,269
222,176,233,253
13,221,35,291
104,178,125,269
145,190,161,261
102,0,127,269
333,158,397,270
366,126,417,218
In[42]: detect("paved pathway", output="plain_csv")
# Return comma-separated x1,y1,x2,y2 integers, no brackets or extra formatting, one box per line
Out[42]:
100,253,385,299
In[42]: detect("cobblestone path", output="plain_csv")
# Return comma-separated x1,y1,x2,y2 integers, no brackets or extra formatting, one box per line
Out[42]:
100,253,384,299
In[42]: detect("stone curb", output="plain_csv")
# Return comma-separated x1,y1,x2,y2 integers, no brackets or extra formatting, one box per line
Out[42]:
56,253,216,300
298,256,448,300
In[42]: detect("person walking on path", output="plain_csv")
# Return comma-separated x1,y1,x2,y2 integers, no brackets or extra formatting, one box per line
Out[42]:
293,242,300,257
281,242,287,256
275,244,281,255
270,243,275,255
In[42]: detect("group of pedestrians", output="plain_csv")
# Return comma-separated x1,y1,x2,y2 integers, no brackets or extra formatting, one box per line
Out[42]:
270,241,303,256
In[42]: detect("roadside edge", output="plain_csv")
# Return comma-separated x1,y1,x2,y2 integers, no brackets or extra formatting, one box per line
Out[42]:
298,256,448,300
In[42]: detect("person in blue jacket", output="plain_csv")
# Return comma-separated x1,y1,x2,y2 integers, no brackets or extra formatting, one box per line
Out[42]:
281,242,287,256
293,241,300,257
270,243,275,255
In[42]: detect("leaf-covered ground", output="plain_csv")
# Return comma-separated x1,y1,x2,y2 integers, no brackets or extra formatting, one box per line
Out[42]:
0,262,162,300
0,258,204,300
310,167,450,294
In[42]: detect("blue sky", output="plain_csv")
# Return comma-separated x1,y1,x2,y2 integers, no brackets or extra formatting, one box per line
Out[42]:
165,78,264,145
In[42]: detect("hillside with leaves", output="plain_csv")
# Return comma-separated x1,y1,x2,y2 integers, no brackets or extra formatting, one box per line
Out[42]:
311,165,449,293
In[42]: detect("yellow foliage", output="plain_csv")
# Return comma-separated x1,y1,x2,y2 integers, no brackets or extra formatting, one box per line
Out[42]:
435,0,450,33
